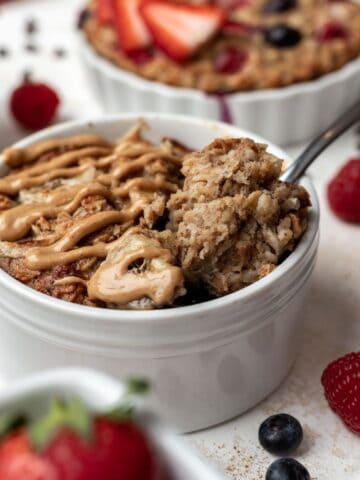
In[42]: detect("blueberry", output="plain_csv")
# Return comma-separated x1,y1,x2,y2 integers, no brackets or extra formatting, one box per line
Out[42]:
263,0,297,13
259,414,303,455
264,24,302,48
266,458,310,480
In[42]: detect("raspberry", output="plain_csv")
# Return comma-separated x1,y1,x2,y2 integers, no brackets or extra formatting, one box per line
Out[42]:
321,352,360,435
327,158,360,223
10,81,60,131
127,47,155,65
214,46,248,74
317,22,348,42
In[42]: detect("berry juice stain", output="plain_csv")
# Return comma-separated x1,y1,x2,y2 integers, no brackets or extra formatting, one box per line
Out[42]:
208,93,234,124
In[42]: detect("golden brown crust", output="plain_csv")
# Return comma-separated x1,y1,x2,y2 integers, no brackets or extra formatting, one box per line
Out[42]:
82,0,360,92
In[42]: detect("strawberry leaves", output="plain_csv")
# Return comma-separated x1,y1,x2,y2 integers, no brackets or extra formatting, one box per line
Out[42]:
127,377,151,395
0,413,28,439
105,377,151,422
30,398,92,451
0,377,151,453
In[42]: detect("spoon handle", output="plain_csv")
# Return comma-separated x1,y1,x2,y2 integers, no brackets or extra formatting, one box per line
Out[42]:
280,98,360,183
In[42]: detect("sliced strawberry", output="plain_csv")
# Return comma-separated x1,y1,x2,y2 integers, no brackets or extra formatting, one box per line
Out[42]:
321,352,360,435
141,1,225,62
113,0,152,52
96,0,114,25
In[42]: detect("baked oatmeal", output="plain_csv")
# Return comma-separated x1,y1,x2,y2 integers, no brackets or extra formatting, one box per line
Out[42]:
0,123,310,309
81,0,360,92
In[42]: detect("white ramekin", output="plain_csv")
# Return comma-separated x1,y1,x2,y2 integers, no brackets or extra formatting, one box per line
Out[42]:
78,33,360,146
0,368,227,480
0,114,320,433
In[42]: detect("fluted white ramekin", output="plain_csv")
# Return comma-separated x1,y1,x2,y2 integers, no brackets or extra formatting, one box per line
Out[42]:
0,368,227,480
78,33,360,145
0,114,320,432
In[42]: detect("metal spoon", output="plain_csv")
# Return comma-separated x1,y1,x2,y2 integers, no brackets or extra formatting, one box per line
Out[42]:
280,98,360,183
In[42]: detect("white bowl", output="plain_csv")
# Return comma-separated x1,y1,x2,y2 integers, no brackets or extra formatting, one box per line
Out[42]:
78,33,360,145
0,368,227,480
0,114,320,432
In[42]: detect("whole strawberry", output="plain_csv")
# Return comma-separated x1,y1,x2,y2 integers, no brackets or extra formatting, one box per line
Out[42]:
10,78,60,131
0,379,166,480
42,418,161,480
321,351,360,435
327,158,360,223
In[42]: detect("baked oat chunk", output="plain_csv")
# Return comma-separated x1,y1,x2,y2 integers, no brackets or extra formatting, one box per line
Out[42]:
83,0,360,92
168,138,310,295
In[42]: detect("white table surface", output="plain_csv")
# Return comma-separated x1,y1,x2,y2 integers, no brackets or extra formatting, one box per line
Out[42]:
0,1,359,479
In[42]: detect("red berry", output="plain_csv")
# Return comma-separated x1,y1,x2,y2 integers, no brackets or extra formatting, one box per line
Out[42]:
327,158,360,223
96,0,114,25
127,47,155,65
42,419,162,480
113,0,152,53
0,431,58,480
141,1,225,62
10,82,60,131
317,22,348,42
214,46,248,74
321,352,360,435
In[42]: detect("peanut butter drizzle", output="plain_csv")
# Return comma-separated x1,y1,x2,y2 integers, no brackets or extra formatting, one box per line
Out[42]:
114,176,177,196
0,147,111,195
0,174,174,243
54,276,89,287
96,152,180,186
2,135,112,168
0,165,91,195
27,243,109,271
0,124,186,307
0,183,117,242
88,240,184,306
25,205,144,270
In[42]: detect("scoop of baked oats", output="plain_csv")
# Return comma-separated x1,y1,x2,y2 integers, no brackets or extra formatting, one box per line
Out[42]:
168,138,310,295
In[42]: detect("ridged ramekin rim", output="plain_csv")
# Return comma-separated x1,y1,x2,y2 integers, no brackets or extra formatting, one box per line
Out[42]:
0,113,320,323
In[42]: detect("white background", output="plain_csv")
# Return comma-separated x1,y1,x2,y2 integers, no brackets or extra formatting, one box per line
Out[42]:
0,1,359,478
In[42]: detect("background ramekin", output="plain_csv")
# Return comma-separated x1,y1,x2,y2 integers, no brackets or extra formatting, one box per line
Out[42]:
78,34,360,146
0,368,227,480
0,114,320,432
